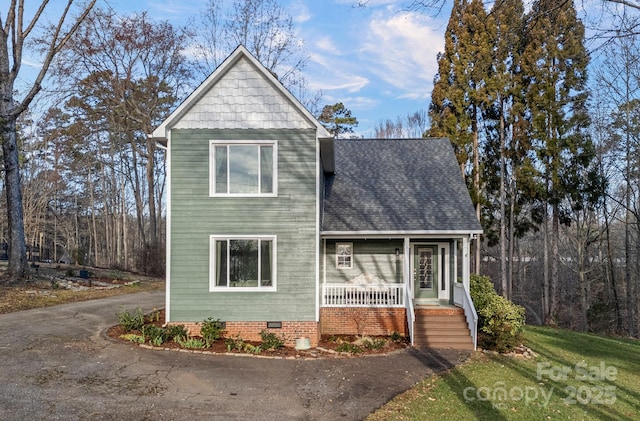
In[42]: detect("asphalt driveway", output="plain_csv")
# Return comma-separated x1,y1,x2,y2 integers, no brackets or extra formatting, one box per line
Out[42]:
0,291,470,420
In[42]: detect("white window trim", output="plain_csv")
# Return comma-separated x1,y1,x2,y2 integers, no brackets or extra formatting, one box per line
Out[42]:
336,242,353,269
209,140,278,197
209,235,277,292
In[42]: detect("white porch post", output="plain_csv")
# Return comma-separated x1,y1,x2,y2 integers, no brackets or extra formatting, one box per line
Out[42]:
403,237,413,345
453,239,458,284
403,237,410,289
462,235,470,292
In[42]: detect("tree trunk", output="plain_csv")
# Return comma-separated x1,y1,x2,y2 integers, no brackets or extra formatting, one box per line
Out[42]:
146,140,158,246
576,212,588,331
543,195,550,323
1,116,29,280
508,174,515,299
499,106,508,297
550,202,559,324
130,147,147,248
625,130,635,337
88,167,100,267
602,193,622,332
472,106,481,274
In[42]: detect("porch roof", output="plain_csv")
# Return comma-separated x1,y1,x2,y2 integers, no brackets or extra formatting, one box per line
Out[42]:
321,138,482,235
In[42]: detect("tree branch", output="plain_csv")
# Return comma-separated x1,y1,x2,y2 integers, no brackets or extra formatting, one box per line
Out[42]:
14,0,97,119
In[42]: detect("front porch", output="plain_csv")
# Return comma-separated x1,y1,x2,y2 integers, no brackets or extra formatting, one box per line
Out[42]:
319,285,476,350
320,236,478,349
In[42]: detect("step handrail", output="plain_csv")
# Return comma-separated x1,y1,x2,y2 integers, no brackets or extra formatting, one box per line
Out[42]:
453,283,477,350
406,278,415,346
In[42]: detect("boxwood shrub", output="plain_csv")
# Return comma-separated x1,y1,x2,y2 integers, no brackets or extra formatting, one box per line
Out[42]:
470,274,526,352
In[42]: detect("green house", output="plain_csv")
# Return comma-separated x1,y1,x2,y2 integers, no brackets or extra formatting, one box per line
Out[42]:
152,46,482,349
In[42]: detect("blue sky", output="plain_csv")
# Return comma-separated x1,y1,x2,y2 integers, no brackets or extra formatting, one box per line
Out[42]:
22,0,610,136
98,0,451,137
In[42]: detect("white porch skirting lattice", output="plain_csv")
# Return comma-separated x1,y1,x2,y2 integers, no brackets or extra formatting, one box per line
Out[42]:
322,283,405,307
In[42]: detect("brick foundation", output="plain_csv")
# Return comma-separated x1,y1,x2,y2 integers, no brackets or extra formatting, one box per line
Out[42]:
167,308,408,348
320,307,407,337
167,320,320,348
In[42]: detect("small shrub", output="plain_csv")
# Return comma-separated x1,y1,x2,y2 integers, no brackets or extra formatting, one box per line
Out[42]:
142,324,167,346
225,335,245,352
260,330,284,350
390,331,403,342
165,324,188,341
149,308,161,322
200,317,225,347
361,337,387,350
470,274,526,352
176,335,206,349
336,342,363,354
150,336,164,347
117,308,145,332
243,343,262,354
121,333,145,343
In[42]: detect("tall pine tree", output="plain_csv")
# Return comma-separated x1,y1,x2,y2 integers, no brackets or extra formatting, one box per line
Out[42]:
482,0,528,298
428,0,492,273
521,0,592,324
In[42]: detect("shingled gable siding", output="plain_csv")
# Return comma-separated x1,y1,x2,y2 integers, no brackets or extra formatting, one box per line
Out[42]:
169,128,318,323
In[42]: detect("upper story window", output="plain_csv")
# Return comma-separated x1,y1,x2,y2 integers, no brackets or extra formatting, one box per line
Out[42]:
210,140,277,196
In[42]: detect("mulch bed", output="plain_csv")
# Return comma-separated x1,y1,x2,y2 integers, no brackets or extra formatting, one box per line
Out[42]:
106,309,409,358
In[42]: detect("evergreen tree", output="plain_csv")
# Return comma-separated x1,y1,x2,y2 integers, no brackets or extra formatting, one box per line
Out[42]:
521,0,593,324
318,103,359,138
482,0,527,298
428,0,492,273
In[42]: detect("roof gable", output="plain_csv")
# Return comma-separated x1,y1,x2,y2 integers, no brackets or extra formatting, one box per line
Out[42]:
322,138,482,234
152,45,330,138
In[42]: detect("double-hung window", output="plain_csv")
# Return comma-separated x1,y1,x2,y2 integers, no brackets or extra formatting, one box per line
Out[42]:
336,242,353,269
210,140,277,196
210,235,276,291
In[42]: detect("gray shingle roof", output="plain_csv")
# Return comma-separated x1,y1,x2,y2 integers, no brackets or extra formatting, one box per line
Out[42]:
322,138,482,234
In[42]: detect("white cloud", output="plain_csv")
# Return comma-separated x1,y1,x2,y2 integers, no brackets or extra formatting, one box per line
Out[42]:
360,11,444,100
307,64,369,93
290,0,312,23
145,0,205,17
314,36,341,55
307,42,369,93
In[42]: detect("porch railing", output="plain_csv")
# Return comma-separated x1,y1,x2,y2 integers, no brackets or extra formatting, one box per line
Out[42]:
322,283,405,307
454,282,478,350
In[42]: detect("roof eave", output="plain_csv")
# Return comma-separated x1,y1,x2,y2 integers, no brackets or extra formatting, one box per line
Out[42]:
321,230,484,239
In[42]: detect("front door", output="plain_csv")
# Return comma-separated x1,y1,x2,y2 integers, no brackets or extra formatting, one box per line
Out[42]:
414,245,438,299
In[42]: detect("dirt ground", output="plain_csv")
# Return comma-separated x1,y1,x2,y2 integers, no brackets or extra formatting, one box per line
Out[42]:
0,262,164,314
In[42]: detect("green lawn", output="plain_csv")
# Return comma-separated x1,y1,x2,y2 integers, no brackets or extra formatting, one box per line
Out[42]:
367,326,640,420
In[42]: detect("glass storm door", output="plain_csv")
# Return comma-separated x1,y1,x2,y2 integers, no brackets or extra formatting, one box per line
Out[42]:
414,246,438,299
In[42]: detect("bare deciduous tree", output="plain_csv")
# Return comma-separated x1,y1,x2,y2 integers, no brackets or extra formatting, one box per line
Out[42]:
0,0,96,280
194,0,313,104
52,8,191,275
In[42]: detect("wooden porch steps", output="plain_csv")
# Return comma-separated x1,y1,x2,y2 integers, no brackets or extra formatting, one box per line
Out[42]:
413,307,474,350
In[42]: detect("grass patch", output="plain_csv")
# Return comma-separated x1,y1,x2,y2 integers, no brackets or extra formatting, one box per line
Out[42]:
367,326,640,420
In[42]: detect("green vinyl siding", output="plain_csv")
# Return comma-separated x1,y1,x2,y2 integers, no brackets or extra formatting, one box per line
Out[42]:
324,239,404,284
169,128,317,322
